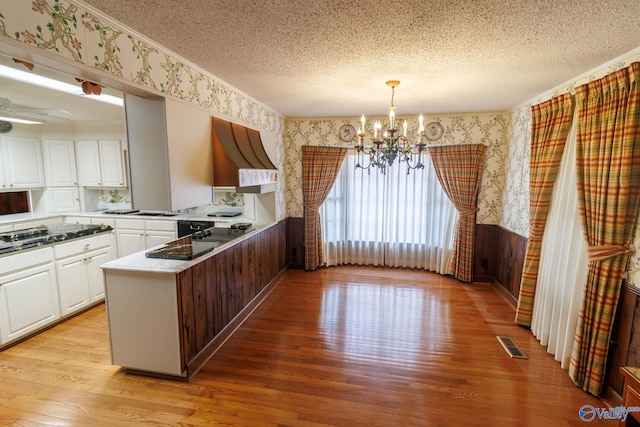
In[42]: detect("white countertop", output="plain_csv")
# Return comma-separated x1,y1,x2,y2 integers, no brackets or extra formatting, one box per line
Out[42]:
0,210,252,227
100,222,275,274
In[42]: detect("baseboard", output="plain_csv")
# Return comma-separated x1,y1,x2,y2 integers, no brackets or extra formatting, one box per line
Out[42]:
488,277,518,312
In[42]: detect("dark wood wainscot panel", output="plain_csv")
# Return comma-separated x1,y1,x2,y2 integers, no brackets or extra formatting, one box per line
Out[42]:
604,284,640,403
494,226,528,301
474,224,498,280
176,224,283,372
288,217,305,269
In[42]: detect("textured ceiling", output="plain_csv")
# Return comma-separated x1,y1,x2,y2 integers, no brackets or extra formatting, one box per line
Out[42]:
80,0,640,117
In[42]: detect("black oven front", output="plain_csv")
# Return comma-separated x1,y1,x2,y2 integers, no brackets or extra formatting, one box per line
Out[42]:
177,220,216,238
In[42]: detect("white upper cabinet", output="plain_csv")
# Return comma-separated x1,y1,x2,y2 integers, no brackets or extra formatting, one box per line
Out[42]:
76,140,101,186
0,136,44,190
42,140,78,187
76,140,126,188
98,140,125,187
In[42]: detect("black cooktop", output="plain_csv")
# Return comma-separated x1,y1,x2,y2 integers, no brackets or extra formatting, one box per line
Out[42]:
0,223,113,255
207,212,242,218
145,236,221,260
103,209,140,215
0,225,49,241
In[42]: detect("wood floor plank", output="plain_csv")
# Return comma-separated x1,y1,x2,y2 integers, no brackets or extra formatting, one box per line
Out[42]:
0,266,612,426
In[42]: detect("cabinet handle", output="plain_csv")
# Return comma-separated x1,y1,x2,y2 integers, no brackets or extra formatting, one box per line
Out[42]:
84,243,91,249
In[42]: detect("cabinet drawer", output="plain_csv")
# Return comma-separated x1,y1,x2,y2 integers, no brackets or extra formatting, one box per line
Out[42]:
145,220,176,232
91,217,115,228
0,247,54,278
115,218,145,229
53,234,110,259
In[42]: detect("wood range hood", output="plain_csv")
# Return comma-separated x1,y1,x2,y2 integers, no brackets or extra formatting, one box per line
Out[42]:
211,117,278,193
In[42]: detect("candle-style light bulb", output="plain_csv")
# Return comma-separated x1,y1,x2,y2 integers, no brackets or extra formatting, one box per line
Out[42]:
361,114,366,134
418,114,425,133
403,119,408,137
374,120,381,139
389,110,395,130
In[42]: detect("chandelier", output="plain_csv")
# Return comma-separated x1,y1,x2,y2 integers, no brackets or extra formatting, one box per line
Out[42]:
355,80,429,174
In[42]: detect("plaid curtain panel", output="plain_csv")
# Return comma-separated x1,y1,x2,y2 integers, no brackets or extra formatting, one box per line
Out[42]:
302,146,347,271
515,93,575,327
569,62,640,395
429,144,486,283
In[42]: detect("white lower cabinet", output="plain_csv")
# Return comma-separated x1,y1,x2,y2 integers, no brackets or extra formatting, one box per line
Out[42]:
56,253,92,315
0,248,60,345
54,234,110,315
116,218,176,257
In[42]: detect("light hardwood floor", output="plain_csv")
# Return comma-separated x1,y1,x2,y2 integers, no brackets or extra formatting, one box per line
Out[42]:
0,266,611,426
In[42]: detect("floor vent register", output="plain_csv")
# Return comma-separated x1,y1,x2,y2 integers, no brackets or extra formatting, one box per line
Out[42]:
496,336,527,359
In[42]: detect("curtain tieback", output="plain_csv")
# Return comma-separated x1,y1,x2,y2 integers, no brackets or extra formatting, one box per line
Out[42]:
458,208,478,218
305,206,320,213
587,243,633,262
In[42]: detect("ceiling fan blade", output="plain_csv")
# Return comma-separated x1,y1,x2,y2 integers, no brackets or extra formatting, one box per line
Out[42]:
3,109,70,123
9,107,71,116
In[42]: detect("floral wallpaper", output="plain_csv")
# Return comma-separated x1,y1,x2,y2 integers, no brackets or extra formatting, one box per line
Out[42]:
284,114,509,221
500,104,530,236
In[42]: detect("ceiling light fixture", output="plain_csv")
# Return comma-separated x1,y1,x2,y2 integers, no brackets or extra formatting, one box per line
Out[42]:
0,65,123,107
355,80,428,174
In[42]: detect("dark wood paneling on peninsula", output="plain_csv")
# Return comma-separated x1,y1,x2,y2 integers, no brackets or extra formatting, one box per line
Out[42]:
177,224,284,372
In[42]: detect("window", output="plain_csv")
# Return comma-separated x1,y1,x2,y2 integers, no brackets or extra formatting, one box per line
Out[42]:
320,151,457,272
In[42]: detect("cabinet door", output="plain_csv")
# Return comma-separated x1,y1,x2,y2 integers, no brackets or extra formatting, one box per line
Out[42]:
87,250,109,301
91,217,118,259
42,140,78,186
48,187,80,212
0,263,60,344
56,254,91,316
146,230,176,249
99,140,125,188
76,141,102,187
117,229,146,257
3,136,44,189
0,145,6,189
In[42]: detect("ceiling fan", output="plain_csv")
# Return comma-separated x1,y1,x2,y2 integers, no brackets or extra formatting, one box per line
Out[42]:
0,97,71,124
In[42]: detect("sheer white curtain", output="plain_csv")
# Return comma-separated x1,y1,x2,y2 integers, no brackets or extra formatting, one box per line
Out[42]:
531,111,588,369
320,151,457,272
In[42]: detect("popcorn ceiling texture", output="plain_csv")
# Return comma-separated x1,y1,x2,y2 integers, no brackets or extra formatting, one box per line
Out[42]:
80,0,640,117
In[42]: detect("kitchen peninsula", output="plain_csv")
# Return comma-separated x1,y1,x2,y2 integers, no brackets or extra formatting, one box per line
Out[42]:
101,221,285,379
